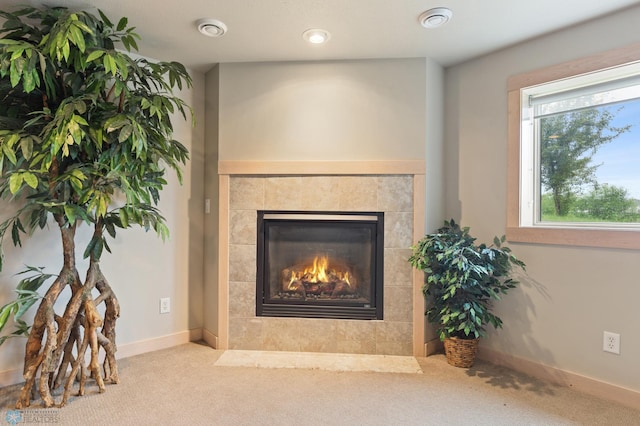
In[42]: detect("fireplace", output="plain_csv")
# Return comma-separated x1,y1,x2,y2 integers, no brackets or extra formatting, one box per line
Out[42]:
219,172,421,356
256,211,384,320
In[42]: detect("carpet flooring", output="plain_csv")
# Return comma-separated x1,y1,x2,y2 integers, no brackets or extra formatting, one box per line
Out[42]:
1,342,639,425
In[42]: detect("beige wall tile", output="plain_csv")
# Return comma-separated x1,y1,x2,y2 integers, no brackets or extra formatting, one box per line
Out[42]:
384,248,413,287
375,341,413,356
228,281,256,319
383,286,413,322
378,176,413,212
335,339,377,355
338,176,378,211
264,177,302,210
335,320,377,342
229,244,256,282
230,177,264,210
229,318,263,350
298,319,339,352
300,176,342,210
384,211,413,249
262,318,303,351
229,210,257,245
376,321,412,345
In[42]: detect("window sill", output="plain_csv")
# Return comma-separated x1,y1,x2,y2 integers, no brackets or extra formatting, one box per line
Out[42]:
507,226,640,250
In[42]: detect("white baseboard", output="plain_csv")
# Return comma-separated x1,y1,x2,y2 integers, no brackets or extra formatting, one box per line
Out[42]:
0,367,23,388
424,338,443,357
189,327,203,342
116,328,202,359
202,328,218,349
478,347,640,410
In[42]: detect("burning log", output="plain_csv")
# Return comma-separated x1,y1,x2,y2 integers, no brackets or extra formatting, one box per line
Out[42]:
331,281,352,296
282,269,307,298
280,255,358,298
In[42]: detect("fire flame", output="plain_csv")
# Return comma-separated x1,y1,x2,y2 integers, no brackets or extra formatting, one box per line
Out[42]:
288,255,351,289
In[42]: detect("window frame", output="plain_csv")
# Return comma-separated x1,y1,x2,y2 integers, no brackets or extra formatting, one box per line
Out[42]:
507,43,640,249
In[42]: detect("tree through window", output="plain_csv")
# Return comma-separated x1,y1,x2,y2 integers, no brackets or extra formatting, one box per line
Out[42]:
539,104,636,222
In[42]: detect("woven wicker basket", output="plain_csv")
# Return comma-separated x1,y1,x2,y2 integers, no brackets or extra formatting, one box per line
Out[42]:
443,337,479,368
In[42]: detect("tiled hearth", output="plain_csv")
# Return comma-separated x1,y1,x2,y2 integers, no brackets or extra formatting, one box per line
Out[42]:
217,161,425,357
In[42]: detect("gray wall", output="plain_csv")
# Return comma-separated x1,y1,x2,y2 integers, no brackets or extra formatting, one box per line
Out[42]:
217,59,428,161
445,5,640,391
203,65,220,338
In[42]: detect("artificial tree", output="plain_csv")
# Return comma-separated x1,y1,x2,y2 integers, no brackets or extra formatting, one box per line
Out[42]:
0,7,192,407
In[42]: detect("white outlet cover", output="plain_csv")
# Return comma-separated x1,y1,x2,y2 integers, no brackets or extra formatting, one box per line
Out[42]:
160,297,171,314
603,331,620,354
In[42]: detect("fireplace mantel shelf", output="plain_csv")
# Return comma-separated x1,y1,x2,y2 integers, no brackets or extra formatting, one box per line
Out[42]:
218,160,426,176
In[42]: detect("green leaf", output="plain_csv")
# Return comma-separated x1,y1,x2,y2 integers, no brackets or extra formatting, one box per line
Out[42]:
14,297,38,320
64,205,76,224
118,125,132,143
105,54,117,76
22,67,35,92
116,17,128,31
0,305,12,333
22,172,38,189
156,222,170,241
20,136,33,160
103,237,111,253
83,236,96,259
119,208,129,227
86,49,105,63
69,23,86,52
9,57,24,87
9,173,23,194
98,9,113,27
92,237,104,259
2,143,18,165
105,221,116,238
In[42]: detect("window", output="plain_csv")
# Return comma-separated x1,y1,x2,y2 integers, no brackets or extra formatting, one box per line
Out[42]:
507,44,640,249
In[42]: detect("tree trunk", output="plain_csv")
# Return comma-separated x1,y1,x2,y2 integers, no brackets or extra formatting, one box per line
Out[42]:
16,219,119,408
553,188,562,216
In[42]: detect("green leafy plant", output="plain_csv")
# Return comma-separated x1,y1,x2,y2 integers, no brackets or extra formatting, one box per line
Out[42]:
409,220,525,341
0,266,53,345
0,6,192,408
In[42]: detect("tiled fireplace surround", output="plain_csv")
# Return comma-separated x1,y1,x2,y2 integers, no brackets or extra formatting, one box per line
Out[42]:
217,161,425,357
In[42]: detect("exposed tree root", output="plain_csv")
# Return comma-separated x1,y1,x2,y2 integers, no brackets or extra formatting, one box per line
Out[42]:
15,225,120,408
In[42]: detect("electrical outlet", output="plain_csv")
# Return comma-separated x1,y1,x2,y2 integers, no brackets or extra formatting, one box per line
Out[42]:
603,331,620,354
160,297,170,314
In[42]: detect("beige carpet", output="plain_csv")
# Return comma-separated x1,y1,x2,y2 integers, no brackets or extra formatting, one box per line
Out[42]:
1,342,639,425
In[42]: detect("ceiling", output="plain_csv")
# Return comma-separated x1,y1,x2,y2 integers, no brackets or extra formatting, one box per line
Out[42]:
1,0,639,72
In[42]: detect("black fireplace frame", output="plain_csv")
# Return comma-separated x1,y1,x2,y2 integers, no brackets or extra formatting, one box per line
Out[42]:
256,211,384,320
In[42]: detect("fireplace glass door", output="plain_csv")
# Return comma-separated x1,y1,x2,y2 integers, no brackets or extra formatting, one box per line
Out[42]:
257,211,383,320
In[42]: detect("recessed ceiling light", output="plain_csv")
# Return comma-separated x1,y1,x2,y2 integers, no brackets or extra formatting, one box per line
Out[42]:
197,19,228,37
302,28,331,44
419,7,453,29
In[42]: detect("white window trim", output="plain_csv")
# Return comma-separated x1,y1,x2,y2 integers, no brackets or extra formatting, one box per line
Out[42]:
507,43,640,249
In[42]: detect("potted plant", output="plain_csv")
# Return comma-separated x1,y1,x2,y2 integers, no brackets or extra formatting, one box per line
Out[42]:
409,220,525,367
